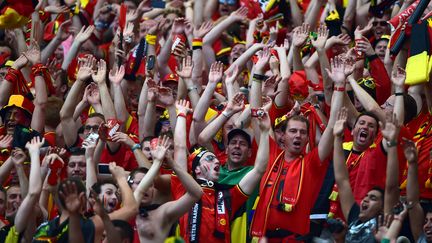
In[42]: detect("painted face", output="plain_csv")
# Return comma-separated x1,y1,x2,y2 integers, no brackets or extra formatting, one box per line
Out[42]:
5,186,21,217
67,155,86,180
99,184,119,213
358,190,383,221
352,115,378,151
424,212,432,241
226,135,251,168
195,152,221,181
5,107,31,135
284,120,308,156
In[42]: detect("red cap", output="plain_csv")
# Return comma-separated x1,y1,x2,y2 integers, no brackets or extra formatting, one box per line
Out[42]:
162,73,179,83
288,71,309,101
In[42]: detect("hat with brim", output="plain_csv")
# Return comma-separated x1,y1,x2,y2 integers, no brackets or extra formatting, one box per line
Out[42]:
0,95,34,120
227,129,252,147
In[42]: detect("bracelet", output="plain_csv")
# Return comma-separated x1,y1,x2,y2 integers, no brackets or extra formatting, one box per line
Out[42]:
31,63,47,77
333,86,345,92
222,110,232,118
253,73,266,81
177,113,187,118
145,34,157,45
386,140,398,147
395,92,404,96
187,86,198,92
131,143,142,152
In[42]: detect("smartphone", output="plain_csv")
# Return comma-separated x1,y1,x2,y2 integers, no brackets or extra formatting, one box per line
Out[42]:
171,36,182,52
98,164,111,174
151,0,166,8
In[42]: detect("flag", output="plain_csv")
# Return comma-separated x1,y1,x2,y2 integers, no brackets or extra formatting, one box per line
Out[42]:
0,0,38,29
405,21,431,85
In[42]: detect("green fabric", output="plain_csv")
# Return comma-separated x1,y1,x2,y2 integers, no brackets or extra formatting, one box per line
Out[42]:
218,164,258,242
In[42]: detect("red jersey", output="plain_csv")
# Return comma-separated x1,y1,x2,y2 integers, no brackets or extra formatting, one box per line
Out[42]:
251,139,329,238
171,175,249,243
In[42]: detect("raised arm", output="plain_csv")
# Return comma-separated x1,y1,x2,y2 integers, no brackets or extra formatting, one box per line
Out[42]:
405,140,424,241
108,162,138,221
61,25,95,71
15,137,44,233
83,138,97,197
60,55,94,147
292,23,310,71
380,113,401,214
109,65,130,126
174,100,193,171
333,108,356,219
112,132,151,169
238,111,270,195
41,20,71,63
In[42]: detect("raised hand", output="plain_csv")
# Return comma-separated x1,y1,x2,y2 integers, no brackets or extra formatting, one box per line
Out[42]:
92,59,107,84
326,55,346,87
74,25,95,44
255,46,271,72
123,22,135,44
25,136,45,152
175,99,192,115
355,37,375,56
45,5,69,14
354,20,373,38
55,20,72,42
374,214,393,242
292,23,310,48
343,50,356,77
109,162,126,179
224,64,240,85
255,110,271,131
328,33,351,47
150,135,170,161
274,38,290,52
226,92,245,114
230,6,248,22
311,24,329,51
11,148,27,166
86,83,101,105
171,18,185,35
380,112,401,142
176,55,193,78
147,87,158,102
112,132,135,148
12,55,29,70
208,61,224,84
193,21,213,39
59,180,85,214
402,138,418,164
157,87,175,106
391,65,406,88
333,107,348,137
184,19,193,37
0,135,13,150
77,55,96,81
24,40,41,65
263,76,280,98
109,65,125,84
148,18,166,35
269,23,279,41
126,9,139,23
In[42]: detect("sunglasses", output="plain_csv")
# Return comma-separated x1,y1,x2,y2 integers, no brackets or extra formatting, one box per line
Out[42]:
218,0,237,5
204,155,217,162
84,125,99,131
357,78,376,89
372,21,388,27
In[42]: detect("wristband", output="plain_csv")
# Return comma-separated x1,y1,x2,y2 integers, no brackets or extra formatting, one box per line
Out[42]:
333,86,345,92
222,110,232,118
177,113,187,118
253,73,266,81
31,63,47,77
131,143,142,152
192,38,203,46
192,46,202,50
395,92,404,96
386,140,398,147
145,34,157,45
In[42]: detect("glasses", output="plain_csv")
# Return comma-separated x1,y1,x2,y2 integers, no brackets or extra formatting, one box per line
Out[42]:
372,21,388,27
84,125,99,132
204,155,217,162
218,0,237,5
357,78,376,89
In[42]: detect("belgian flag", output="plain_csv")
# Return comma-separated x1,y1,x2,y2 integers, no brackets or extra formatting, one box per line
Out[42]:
0,0,38,29
405,21,432,85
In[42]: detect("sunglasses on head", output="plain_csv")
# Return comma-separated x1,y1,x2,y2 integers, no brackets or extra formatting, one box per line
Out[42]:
372,21,388,27
357,78,376,89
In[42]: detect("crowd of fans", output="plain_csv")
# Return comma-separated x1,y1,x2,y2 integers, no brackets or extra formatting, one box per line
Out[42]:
0,0,431,242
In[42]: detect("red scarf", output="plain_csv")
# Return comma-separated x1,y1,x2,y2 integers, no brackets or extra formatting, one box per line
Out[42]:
251,151,305,237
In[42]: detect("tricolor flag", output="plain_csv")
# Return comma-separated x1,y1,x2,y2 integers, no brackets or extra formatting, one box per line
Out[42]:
0,0,38,29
